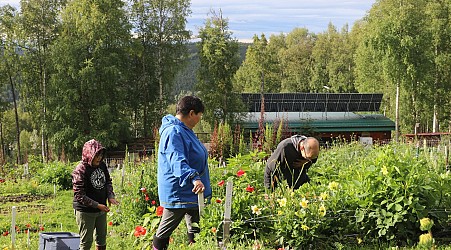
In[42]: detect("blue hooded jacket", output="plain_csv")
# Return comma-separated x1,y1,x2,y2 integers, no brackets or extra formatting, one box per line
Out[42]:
157,114,211,208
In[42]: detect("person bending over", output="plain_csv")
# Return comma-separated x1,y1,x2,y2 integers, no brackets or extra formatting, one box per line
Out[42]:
264,135,320,190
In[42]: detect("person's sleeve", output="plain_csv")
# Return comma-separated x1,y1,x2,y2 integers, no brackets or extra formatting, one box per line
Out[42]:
264,144,283,188
72,165,99,208
104,165,115,199
164,131,199,187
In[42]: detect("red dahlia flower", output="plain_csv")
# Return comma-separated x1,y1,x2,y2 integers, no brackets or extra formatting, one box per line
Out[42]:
134,226,146,237
156,206,164,217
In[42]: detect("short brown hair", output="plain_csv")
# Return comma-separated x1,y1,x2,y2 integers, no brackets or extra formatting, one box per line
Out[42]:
176,96,205,116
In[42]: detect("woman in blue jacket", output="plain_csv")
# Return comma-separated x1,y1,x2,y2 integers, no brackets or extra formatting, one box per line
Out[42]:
153,96,211,250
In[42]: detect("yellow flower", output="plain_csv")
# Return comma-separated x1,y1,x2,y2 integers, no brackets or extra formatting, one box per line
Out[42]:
277,198,287,207
418,233,433,246
290,192,295,197
357,237,363,244
300,198,309,208
328,181,339,191
251,205,262,215
278,210,284,215
381,166,388,175
320,192,329,200
419,218,434,231
301,224,309,230
319,204,326,217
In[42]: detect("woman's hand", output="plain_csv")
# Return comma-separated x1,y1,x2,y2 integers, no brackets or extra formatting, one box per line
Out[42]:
108,198,120,206
97,204,110,212
192,180,205,194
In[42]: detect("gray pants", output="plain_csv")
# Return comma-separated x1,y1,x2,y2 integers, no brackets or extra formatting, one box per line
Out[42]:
155,207,200,238
75,210,107,250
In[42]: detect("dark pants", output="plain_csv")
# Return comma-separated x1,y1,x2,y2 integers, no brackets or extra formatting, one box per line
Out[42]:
75,210,107,250
155,207,200,238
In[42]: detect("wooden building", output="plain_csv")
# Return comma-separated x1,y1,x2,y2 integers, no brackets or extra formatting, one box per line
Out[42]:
240,93,395,144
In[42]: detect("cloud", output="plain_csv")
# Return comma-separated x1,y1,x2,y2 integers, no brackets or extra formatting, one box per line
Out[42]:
188,0,375,40
1,0,375,42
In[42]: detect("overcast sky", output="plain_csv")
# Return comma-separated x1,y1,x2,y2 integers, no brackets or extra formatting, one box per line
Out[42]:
1,0,375,42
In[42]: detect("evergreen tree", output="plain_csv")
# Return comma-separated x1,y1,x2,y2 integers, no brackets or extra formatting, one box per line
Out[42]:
196,10,242,125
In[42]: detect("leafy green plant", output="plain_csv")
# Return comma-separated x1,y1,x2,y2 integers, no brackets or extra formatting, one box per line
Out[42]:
35,161,75,190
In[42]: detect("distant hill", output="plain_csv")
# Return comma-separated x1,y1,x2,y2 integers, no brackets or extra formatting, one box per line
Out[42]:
171,42,250,98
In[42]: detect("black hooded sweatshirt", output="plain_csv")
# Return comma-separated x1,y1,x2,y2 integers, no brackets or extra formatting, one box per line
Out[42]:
72,139,115,212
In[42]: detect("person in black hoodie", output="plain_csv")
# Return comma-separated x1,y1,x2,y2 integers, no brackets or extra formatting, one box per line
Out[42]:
72,139,119,250
264,135,320,190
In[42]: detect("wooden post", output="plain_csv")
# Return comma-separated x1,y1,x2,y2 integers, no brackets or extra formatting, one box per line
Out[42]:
222,180,233,248
446,144,449,172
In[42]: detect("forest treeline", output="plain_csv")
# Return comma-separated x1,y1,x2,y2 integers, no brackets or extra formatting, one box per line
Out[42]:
0,0,450,164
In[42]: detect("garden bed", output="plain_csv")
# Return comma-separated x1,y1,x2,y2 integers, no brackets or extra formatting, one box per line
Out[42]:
1,143,451,249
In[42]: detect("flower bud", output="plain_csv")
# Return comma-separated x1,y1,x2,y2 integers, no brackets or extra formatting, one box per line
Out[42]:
419,218,434,231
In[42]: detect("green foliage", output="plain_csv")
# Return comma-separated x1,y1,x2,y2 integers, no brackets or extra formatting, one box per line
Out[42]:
196,10,243,125
129,0,191,132
233,34,281,93
35,161,75,190
0,177,53,196
262,123,273,153
210,123,251,160
280,28,316,92
48,0,132,158
2,143,451,249
354,0,444,134
109,161,159,229
200,143,451,248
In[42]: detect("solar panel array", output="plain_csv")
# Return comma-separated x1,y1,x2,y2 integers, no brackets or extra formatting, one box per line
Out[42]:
241,93,383,112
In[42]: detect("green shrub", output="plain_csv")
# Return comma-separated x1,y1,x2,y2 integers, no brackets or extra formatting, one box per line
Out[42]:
36,161,75,190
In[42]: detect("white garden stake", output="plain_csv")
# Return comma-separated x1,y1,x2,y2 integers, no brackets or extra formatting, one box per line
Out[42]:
27,227,30,247
222,180,233,248
121,165,125,187
11,206,16,249
198,192,205,217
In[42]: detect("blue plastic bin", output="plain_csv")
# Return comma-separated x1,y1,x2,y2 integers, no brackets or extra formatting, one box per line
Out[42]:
39,232,80,250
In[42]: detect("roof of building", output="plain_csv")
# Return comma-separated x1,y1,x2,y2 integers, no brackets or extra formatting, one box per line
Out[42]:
241,93,383,112
241,112,395,132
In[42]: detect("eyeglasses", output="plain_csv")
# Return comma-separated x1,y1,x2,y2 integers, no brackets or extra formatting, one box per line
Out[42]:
304,156,317,164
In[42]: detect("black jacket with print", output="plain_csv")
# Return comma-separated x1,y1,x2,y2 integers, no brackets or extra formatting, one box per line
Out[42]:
72,139,114,212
